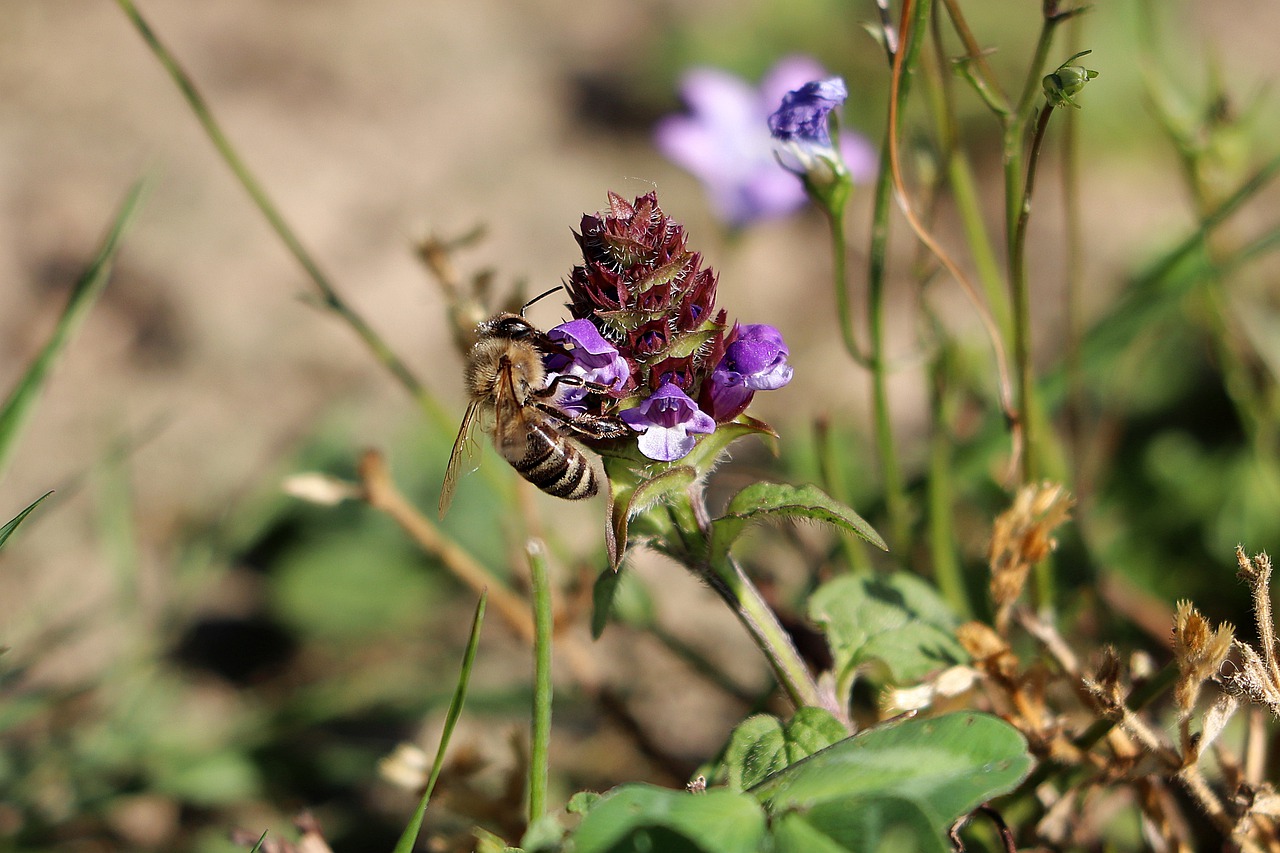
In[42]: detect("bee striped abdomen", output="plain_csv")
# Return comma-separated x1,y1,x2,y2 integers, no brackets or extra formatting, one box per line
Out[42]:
514,424,598,500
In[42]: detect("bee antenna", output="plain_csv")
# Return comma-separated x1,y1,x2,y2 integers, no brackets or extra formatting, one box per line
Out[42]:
521,286,564,315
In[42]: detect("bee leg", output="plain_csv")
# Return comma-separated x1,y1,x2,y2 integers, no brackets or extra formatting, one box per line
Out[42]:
535,374,616,399
531,400,629,440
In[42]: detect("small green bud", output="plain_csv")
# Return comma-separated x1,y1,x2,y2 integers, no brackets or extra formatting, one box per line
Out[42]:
1043,49,1099,109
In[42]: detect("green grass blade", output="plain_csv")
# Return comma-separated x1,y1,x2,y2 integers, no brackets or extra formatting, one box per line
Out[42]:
527,539,553,824
0,492,53,551
0,179,147,477
391,591,487,853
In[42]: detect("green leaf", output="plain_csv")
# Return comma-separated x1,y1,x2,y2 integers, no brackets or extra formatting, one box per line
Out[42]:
772,794,950,853
751,713,1032,832
679,417,776,476
0,179,147,477
710,483,886,565
571,784,767,853
810,573,967,686
590,562,655,639
724,708,849,792
0,492,53,552
606,465,696,569
567,790,603,815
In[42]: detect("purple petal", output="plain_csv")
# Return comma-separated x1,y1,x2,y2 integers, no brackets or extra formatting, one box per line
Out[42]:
620,383,715,461
548,318,616,357
768,77,849,144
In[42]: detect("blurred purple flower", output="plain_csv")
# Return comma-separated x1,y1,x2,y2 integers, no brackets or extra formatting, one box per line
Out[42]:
545,319,630,412
706,324,793,421
655,56,874,226
620,382,716,461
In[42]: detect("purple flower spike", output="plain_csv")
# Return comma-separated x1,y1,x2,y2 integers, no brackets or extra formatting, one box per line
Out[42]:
767,77,849,145
707,324,793,421
621,383,716,462
546,319,630,411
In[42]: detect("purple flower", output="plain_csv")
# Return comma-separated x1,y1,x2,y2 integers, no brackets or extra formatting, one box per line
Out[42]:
767,77,875,187
768,77,848,145
655,56,872,226
545,319,630,411
620,383,716,462
706,324,793,421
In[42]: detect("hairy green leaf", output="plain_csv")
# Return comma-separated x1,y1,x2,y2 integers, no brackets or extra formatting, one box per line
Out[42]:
724,708,848,792
571,784,767,853
710,482,886,565
772,794,950,853
752,713,1032,833
810,573,967,686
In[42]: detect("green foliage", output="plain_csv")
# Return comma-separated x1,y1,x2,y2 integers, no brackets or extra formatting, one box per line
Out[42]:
722,707,848,791
753,713,1032,846
810,573,968,687
570,785,769,853
559,713,1029,852
709,482,887,566
0,492,52,551
0,178,145,474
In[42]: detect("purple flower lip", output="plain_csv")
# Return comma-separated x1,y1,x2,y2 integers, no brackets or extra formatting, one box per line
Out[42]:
723,324,793,390
767,77,849,145
545,319,630,411
706,324,793,421
620,382,716,462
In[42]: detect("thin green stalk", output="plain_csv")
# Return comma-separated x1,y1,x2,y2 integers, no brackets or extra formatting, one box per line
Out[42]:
921,13,1010,342
926,339,970,617
813,418,872,574
112,0,451,433
392,592,487,853
1009,105,1055,486
1061,15,1087,488
864,131,911,557
827,203,868,367
669,493,825,714
704,554,827,715
1009,105,1059,614
527,540,552,824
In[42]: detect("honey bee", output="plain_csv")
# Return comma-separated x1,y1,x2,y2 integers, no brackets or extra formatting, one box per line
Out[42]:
439,309,628,518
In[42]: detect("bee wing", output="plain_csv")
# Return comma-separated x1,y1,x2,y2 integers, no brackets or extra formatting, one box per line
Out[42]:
439,400,483,518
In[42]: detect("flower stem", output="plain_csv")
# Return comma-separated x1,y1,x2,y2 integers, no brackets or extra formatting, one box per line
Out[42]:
863,131,911,557
826,199,868,368
926,336,971,617
703,553,827,714
669,492,826,713
1009,105,1055,486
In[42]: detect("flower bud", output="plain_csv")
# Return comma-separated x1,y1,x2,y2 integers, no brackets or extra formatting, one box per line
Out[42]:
1043,50,1099,109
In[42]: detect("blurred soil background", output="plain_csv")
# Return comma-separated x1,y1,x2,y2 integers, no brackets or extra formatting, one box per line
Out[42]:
2,0,1279,850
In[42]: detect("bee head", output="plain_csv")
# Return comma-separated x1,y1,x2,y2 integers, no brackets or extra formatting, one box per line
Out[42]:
479,313,537,341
